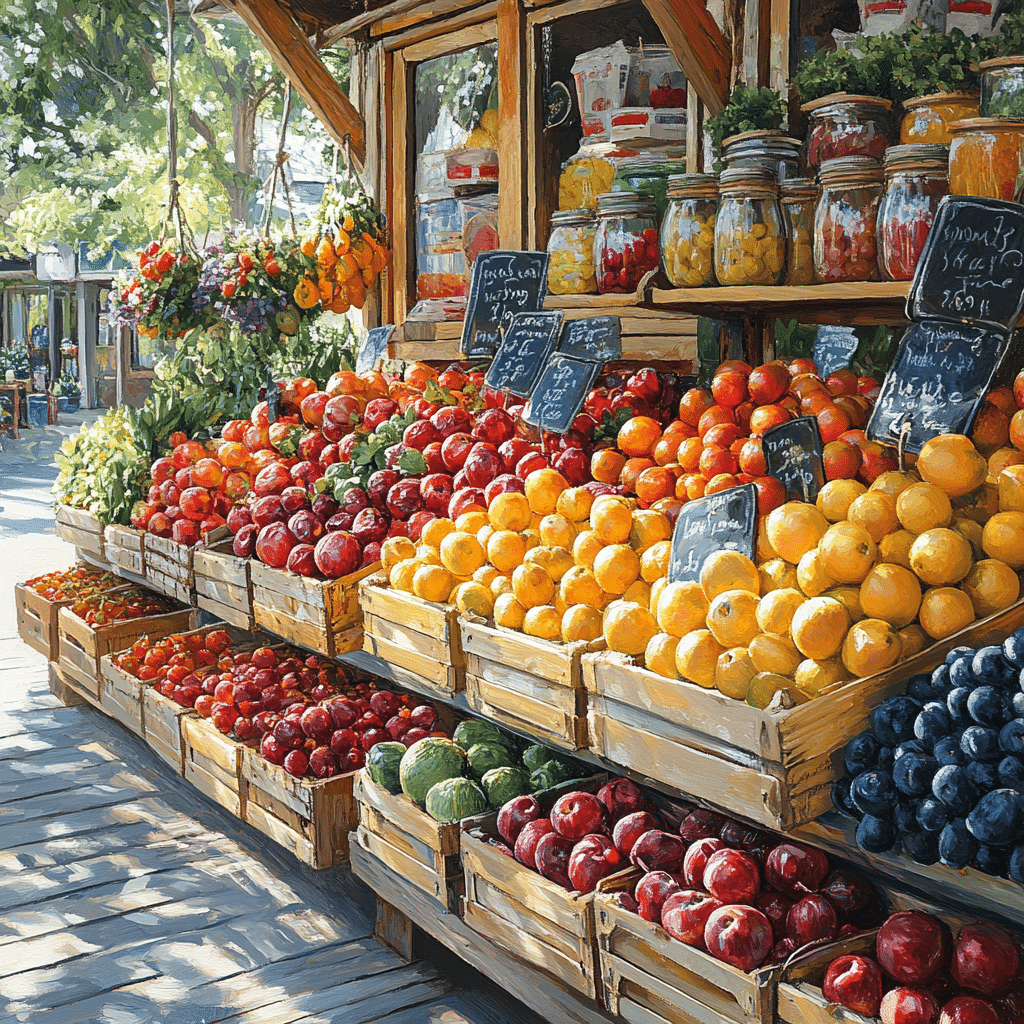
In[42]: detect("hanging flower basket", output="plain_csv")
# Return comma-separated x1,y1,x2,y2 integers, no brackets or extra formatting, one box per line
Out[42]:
114,242,211,340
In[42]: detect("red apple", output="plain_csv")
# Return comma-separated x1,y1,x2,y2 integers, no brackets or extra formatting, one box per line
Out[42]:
420,473,455,516
422,441,446,475
285,543,319,577
630,830,687,874
534,831,575,889
362,397,398,431
386,479,423,521
703,848,761,905
281,485,311,514
822,954,884,1017
703,905,774,971
661,889,724,948
516,452,549,480
448,487,486,519
498,438,536,472
367,469,401,511
472,408,516,445
351,507,389,545
342,487,371,515
463,442,502,488
597,778,647,823
881,987,940,1024
254,462,291,497
877,912,951,987
634,870,682,924
288,509,323,545
550,791,607,841
311,493,339,521
764,843,830,896
313,531,362,579
498,794,542,846
952,922,1021,996
326,511,356,533
256,522,296,568
755,890,795,941
554,447,590,486
232,522,258,556
441,432,476,473
324,394,361,429
683,837,726,889
786,894,838,946
514,818,553,868
612,811,662,857
406,510,435,540
567,834,622,893
766,938,799,966
484,473,525,504
679,809,730,844
819,869,880,925
938,997,1001,1024
403,419,440,451
430,405,473,438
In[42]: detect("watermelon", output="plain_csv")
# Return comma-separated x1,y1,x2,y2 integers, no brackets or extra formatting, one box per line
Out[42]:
522,743,556,773
466,741,514,779
399,737,467,806
425,776,488,822
366,741,406,794
481,766,531,808
530,759,583,792
453,719,508,752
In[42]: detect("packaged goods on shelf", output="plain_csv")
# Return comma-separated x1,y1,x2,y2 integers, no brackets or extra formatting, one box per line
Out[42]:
445,147,499,189
609,107,687,146
416,194,499,300
624,43,687,109
572,41,632,140
558,143,645,212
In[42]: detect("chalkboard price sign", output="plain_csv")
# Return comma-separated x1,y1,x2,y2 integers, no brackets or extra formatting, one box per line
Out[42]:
522,354,601,434
460,250,550,358
668,484,758,583
485,311,564,398
356,325,395,374
558,316,622,363
762,416,826,503
812,325,859,379
867,319,1012,454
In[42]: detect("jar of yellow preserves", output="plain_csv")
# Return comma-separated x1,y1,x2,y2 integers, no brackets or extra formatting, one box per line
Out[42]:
779,178,818,285
714,166,785,286
546,209,597,295
948,118,1024,202
900,92,979,145
660,174,718,288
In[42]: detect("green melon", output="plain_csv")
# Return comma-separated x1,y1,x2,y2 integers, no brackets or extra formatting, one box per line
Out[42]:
522,743,556,773
424,776,488,822
365,741,406,794
481,766,531,808
399,737,467,807
466,741,514,779
453,719,508,751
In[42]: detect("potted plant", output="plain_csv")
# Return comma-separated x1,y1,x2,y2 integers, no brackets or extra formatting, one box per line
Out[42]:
705,87,797,177
51,374,81,413
978,9,1024,119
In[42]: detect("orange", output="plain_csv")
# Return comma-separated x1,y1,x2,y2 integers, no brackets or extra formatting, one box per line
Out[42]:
699,549,760,600
918,586,976,639
1012,408,1024,451
908,528,973,586
640,540,672,583
493,592,526,630
511,563,555,609
756,518,780,563
617,416,662,458
716,647,757,699
592,449,627,484
747,633,802,676
389,558,421,593
645,632,680,678
817,522,877,585
488,492,532,532
870,470,921,503
636,467,677,507
675,629,727,688
794,657,848,697
859,563,922,628
824,584,864,622
796,548,835,597
998,464,1024,512
490,575,513,598
756,587,804,635
620,457,657,493
593,543,641,595
412,564,455,604
523,605,562,640
746,672,804,709
590,495,634,545
765,502,830,564
898,624,929,657
842,618,903,677
453,582,494,618
969,401,1010,454
952,482,998,524
456,509,489,534
962,559,1020,618
758,558,799,595
603,600,660,656
916,434,987,497
816,478,868,523
678,387,717,427
622,579,652,608
556,486,594,523
896,482,953,533
630,509,673,553
415,543,442,566
656,581,710,637
989,446,1024,479
554,592,569,617
439,531,486,576
559,566,604,608
525,468,569,515
791,596,850,660
981,511,1024,568
649,577,668,613
381,536,416,573
878,529,915,569
847,492,899,543
562,604,603,643
572,530,604,570
525,545,574,582
952,516,985,560
706,589,761,647
487,530,528,573
473,565,502,588
539,513,577,549
420,518,456,549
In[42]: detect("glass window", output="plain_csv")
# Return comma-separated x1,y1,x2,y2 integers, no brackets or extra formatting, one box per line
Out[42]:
130,327,172,371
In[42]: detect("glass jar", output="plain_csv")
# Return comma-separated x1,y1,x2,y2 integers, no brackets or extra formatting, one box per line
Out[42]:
876,144,949,282
714,167,785,287
611,160,687,224
948,117,1024,201
801,94,892,172
813,156,884,283
779,178,819,286
721,131,804,182
979,58,1024,120
594,191,661,294
660,174,719,288
546,209,597,295
900,92,979,145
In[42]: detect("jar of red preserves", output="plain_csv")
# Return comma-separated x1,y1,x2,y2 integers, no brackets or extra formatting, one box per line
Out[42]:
813,156,884,283
802,94,892,173
876,144,948,282
594,191,660,294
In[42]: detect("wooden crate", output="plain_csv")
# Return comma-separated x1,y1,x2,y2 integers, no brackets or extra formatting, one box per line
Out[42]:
181,715,247,817
193,541,254,631
250,559,374,657
54,504,105,562
594,871,780,1024
240,747,356,869
584,598,1024,832
15,582,69,660
103,523,145,577
775,932,878,1024
143,533,195,604
352,771,463,912
461,615,603,751
359,576,465,698
98,656,146,736
143,688,196,775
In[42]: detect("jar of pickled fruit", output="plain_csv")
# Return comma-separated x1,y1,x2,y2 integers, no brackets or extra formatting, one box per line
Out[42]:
948,117,1024,201
779,178,818,286
714,166,785,286
721,131,804,182
813,156,884,283
594,192,660,293
660,174,718,288
546,209,597,295
900,92,979,145
876,144,948,282
611,160,686,224
802,94,892,172
979,58,1024,120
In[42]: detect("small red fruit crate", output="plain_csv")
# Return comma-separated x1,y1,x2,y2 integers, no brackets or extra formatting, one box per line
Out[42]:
250,560,376,658
594,869,782,1024
143,533,195,605
181,714,248,818
193,538,254,632
459,614,604,752
54,503,106,563
103,523,146,577
359,575,466,699
352,771,464,913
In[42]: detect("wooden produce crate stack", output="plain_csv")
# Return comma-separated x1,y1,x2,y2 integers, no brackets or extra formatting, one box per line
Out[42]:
102,523,146,578
193,538,255,631
352,771,464,912
583,598,1024,831
143,534,195,604
250,560,376,657
54,504,106,563
460,614,603,751
359,574,465,698
181,715,248,817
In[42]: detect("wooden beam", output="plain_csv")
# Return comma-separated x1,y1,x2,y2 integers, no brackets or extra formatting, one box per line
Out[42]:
642,0,731,113
227,0,366,162
496,0,526,248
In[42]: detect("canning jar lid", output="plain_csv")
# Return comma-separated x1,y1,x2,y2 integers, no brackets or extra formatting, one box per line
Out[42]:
818,155,884,185
667,172,719,197
800,93,893,114
779,177,819,202
550,208,596,226
595,191,657,218
883,143,949,163
718,165,779,190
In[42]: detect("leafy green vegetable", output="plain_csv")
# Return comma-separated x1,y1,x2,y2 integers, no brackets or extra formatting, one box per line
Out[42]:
705,87,787,159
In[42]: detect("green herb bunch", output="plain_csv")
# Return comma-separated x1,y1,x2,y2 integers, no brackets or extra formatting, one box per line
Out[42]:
705,86,787,157
792,46,890,103
992,6,1024,58
866,25,986,104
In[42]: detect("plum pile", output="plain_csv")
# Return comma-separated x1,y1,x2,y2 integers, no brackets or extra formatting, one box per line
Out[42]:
833,627,1024,879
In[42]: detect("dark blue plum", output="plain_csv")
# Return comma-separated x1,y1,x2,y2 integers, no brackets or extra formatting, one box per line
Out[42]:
903,830,939,865
916,797,951,832
1010,843,1024,883
999,719,1024,756
934,735,967,766
946,645,975,665
930,663,953,698
893,752,939,797
1008,691,1024,718
831,778,862,819
939,819,978,869
843,732,880,777
877,746,895,772
894,800,921,834
968,686,1010,727
966,788,1024,845
966,760,1000,793
973,843,1009,877
914,702,952,745
895,739,927,759
1003,628,1024,668
973,646,1016,687
907,674,934,702
932,764,978,814
850,769,898,817
949,656,975,689
961,725,1002,761
856,814,898,853
947,686,973,726
869,696,921,747
1000,756,1024,788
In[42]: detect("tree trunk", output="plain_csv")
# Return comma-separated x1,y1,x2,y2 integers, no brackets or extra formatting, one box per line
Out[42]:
229,94,259,226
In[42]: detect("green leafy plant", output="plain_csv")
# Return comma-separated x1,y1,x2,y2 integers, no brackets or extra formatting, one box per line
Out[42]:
866,26,986,105
991,7,1024,58
51,374,81,400
0,344,30,380
983,10,1024,118
705,87,787,157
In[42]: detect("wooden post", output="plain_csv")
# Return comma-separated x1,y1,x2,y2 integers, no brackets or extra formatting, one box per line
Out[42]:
375,896,416,962
496,0,527,248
